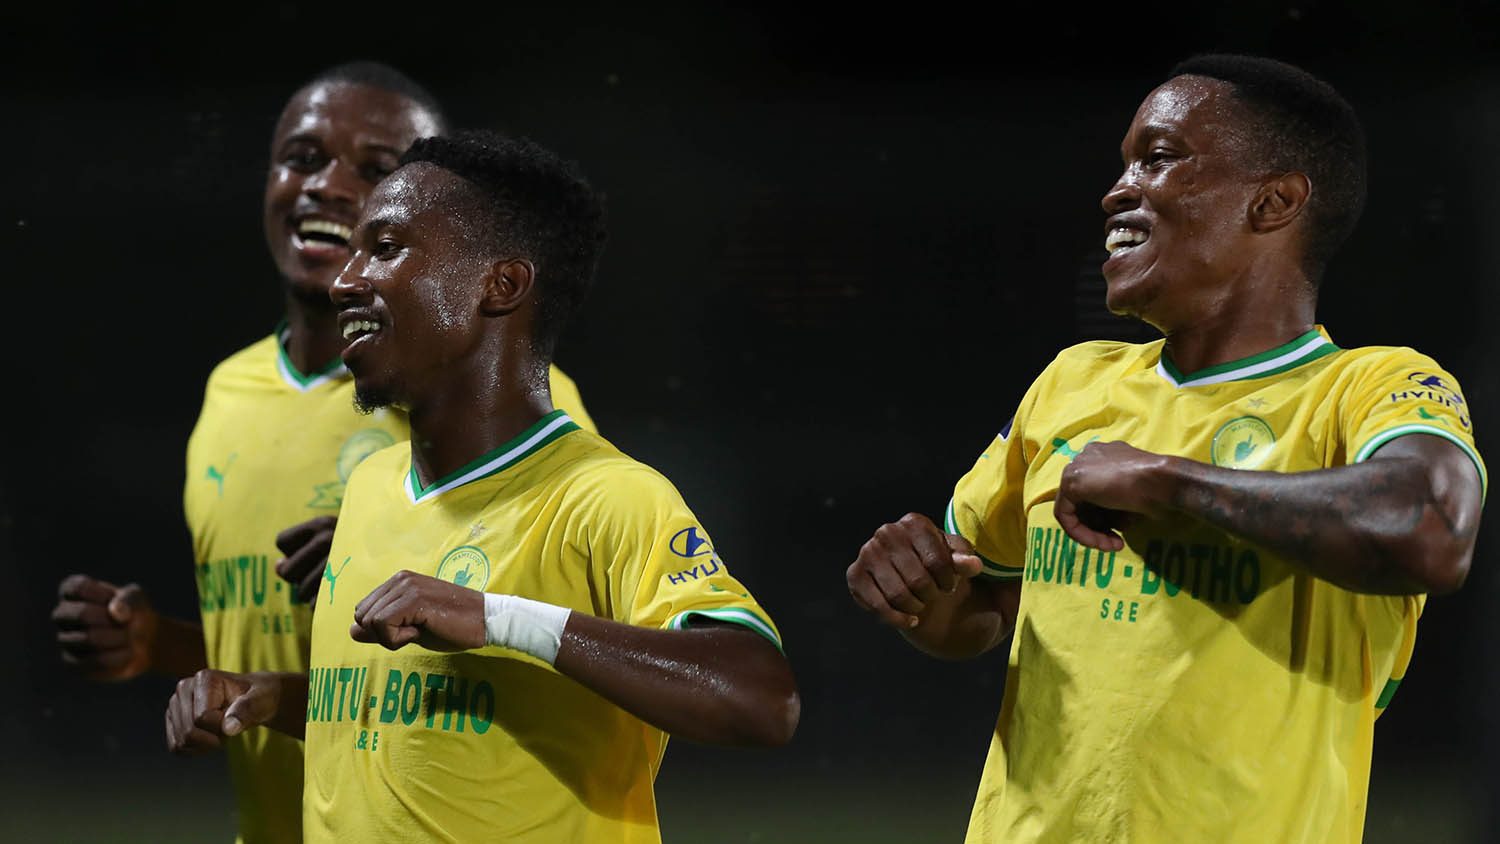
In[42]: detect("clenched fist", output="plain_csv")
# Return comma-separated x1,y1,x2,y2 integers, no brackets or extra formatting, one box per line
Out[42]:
846,513,984,629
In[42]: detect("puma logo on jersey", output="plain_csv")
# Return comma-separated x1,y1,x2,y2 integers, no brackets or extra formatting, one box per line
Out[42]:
206,454,238,497
1050,437,1099,462
324,556,352,605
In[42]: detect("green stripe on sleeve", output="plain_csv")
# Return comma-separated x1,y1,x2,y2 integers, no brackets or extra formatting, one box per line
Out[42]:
1375,677,1401,710
1354,424,1487,499
669,608,783,652
946,498,1024,579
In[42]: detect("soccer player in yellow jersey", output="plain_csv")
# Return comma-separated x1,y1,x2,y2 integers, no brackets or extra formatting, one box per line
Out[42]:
51,66,593,843
848,55,1484,844
162,130,799,842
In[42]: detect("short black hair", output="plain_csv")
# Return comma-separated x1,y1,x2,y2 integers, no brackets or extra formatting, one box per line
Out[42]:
301,61,450,133
1169,54,1366,281
399,130,608,358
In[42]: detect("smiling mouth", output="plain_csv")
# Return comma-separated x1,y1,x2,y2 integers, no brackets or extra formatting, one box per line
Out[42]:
295,218,353,249
342,318,383,342
1105,227,1149,255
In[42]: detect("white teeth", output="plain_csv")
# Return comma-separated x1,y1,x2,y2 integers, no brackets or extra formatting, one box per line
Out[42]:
1105,227,1149,254
298,219,353,241
342,320,381,340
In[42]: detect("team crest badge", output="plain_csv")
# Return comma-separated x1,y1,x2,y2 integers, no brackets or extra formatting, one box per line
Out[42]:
1211,416,1275,470
307,428,397,509
436,546,491,591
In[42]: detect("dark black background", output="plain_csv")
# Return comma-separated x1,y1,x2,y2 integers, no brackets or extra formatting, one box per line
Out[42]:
4,2,1498,841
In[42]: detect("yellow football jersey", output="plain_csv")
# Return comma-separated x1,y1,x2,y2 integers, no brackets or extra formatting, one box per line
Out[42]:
183,331,594,843
302,411,782,843
946,327,1484,844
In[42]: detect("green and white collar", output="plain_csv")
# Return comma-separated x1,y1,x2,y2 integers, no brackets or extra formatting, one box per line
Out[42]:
405,410,581,504
275,324,348,392
1156,328,1338,388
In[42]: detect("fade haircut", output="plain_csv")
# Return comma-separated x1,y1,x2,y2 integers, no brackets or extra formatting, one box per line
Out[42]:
300,61,450,133
398,130,608,358
1170,54,1367,281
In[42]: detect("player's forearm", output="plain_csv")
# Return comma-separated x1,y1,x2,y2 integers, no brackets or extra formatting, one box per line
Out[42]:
149,616,208,677
901,579,1015,661
1161,456,1473,595
552,614,799,747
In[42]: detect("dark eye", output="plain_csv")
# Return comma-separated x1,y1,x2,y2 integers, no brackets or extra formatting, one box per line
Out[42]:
373,237,402,259
285,147,327,173
1146,147,1177,167
360,163,396,184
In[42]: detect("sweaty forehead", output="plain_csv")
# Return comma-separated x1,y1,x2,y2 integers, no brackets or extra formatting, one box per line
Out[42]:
1128,73,1254,155
1131,76,1245,140
272,82,441,149
362,163,478,229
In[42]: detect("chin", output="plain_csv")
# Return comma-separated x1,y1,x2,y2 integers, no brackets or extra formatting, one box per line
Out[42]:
353,382,398,415
1102,273,1157,320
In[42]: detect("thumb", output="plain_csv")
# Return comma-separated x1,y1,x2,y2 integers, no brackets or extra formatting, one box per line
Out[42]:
108,584,148,624
222,686,272,737
943,533,985,578
950,552,984,578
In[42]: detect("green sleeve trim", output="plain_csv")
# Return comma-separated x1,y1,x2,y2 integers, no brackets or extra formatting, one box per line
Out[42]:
668,608,783,653
1354,424,1487,499
1375,677,1401,710
975,566,1023,582
945,499,1024,581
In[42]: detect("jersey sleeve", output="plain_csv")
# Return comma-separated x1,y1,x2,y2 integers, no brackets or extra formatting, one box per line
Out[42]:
591,467,782,652
548,364,597,433
1339,349,1486,498
946,384,1040,581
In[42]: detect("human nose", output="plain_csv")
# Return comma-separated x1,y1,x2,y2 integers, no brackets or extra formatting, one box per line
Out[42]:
330,252,372,307
302,158,360,205
1101,165,1142,216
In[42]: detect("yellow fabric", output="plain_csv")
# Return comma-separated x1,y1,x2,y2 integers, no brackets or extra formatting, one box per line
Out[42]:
184,333,593,843
946,328,1483,844
302,415,779,843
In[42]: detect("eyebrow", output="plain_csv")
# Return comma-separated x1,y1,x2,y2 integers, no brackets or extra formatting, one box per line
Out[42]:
358,141,405,157
1120,123,1183,158
276,132,323,151
362,214,406,232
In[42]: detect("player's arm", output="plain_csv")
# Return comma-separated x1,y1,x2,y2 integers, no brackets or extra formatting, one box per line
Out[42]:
1055,435,1482,595
164,669,309,753
347,572,800,747
52,575,208,680
847,513,1021,660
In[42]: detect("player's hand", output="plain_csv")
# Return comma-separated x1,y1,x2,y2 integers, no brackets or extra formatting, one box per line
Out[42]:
847,513,984,630
1055,440,1174,551
275,515,338,604
165,669,283,755
350,570,485,652
52,575,158,681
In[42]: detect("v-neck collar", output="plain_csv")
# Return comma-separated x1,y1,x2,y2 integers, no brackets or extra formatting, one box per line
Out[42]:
1156,328,1338,388
405,410,581,504
275,322,348,392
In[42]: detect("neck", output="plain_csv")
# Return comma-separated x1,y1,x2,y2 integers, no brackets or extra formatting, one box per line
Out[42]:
281,288,345,375
1159,263,1317,375
406,345,554,486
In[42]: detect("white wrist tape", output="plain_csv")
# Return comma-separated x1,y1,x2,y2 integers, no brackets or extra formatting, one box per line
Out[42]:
483,593,571,665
